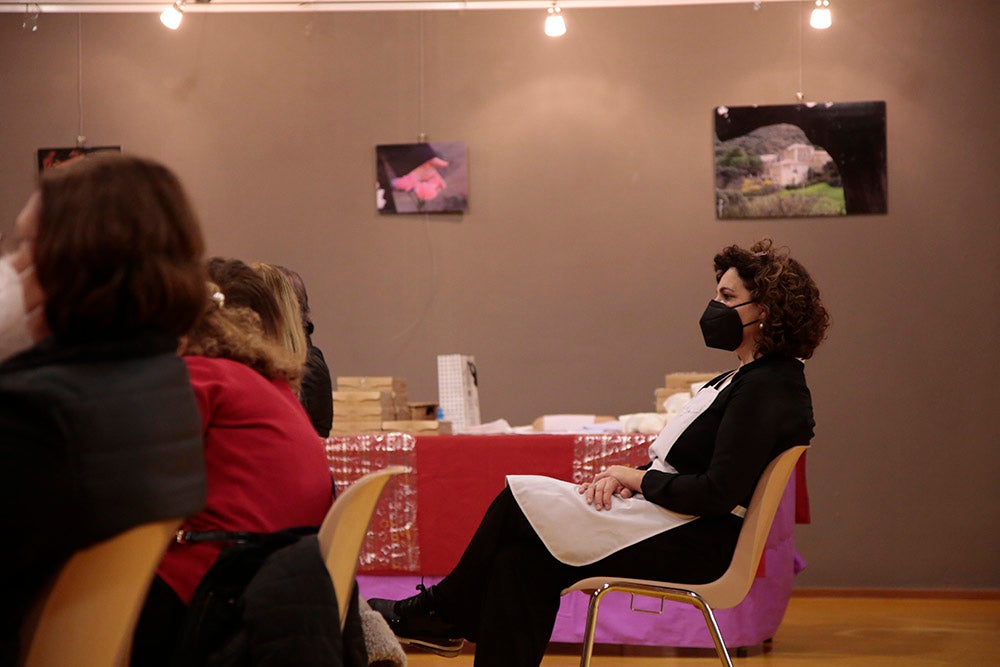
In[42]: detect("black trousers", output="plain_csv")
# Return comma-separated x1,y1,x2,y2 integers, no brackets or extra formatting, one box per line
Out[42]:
431,486,741,667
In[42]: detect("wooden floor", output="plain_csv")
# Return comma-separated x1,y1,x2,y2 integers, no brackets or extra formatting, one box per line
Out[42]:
405,595,1000,666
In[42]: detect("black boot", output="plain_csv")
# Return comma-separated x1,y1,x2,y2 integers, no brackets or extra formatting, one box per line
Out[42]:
368,584,465,657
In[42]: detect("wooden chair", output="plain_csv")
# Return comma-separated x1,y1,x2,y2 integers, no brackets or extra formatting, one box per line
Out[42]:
19,518,183,667
317,465,408,629
562,445,809,667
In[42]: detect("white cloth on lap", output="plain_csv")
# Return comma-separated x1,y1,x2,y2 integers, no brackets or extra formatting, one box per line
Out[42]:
507,375,734,566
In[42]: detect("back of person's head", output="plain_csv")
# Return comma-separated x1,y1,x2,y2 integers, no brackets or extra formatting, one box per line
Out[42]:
34,154,206,341
273,264,313,335
205,257,286,344
181,284,302,388
251,262,307,363
713,238,830,359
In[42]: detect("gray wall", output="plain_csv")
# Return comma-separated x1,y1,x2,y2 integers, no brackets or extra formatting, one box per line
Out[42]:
1,0,997,589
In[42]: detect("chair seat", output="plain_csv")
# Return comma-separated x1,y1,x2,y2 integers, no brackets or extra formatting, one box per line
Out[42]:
20,518,183,667
563,576,710,597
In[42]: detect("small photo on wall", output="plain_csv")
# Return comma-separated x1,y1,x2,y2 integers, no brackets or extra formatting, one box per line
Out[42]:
376,141,468,214
37,145,122,172
714,101,886,219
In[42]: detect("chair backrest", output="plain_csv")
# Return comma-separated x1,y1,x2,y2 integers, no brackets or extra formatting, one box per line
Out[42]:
20,518,183,667
697,445,809,609
317,465,408,629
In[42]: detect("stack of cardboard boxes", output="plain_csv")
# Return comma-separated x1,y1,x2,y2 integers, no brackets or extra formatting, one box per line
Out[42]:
654,371,721,412
330,376,451,435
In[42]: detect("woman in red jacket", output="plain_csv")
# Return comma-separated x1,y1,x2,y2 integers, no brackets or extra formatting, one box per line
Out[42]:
132,281,333,665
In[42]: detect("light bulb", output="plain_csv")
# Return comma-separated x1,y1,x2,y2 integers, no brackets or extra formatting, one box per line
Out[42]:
160,1,184,30
545,4,566,38
809,0,832,30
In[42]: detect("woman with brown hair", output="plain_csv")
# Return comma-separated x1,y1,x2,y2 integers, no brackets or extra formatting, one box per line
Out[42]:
370,239,830,666
0,155,209,663
131,274,333,665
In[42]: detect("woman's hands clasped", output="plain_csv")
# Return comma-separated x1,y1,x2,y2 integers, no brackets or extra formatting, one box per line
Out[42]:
578,465,645,511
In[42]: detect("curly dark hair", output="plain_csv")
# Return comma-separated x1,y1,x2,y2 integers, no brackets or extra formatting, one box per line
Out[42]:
713,239,829,359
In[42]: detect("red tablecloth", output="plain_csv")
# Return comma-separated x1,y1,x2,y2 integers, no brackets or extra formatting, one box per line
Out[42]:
416,434,577,573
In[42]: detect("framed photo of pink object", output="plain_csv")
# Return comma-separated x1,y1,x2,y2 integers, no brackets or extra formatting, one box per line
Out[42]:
376,141,468,215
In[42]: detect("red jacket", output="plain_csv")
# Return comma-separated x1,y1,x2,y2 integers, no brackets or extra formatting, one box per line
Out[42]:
158,356,333,603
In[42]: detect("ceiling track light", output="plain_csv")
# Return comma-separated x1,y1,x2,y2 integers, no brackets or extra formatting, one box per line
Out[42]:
160,0,183,29
544,2,566,38
809,0,832,30
21,3,40,31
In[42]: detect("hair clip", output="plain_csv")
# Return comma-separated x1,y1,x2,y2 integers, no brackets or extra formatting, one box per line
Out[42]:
211,291,225,308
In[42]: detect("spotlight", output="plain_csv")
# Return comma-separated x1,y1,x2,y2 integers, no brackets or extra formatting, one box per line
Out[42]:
160,0,184,30
21,3,40,32
809,0,832,30
544,2,566,38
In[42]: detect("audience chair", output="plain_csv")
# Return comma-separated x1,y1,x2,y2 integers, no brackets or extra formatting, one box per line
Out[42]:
19,518,183,667
318,465,409,630
562,445,809,667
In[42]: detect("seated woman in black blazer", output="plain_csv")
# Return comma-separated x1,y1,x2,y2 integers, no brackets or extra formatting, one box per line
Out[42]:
369,239,830,667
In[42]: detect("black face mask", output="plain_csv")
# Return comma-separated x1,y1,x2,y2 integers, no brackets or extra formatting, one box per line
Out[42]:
699,299,757,351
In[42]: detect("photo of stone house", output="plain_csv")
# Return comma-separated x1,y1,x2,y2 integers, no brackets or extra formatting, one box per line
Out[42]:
714,101,886,219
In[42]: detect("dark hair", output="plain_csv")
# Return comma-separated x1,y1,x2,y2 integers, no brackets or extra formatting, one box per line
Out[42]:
206,257,286,344
34,154,206,340
713,239,829,359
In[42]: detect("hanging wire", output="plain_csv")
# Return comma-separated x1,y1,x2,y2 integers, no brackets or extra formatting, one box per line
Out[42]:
77,13,86,145
796,0,804,102
417,10,426,142
390,9,437,343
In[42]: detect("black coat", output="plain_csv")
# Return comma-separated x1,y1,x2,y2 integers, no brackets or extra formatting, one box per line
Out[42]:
206,536,367,667
0,335,207,664
301,343,333,439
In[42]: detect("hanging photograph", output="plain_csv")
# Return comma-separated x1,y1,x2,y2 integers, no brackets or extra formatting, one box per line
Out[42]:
37,145,122,172
714,101,886,219
376,141,468,214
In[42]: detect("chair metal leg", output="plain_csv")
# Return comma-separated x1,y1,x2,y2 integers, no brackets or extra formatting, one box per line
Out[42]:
578,586,609,667
575,584,733,667
693,598,734,667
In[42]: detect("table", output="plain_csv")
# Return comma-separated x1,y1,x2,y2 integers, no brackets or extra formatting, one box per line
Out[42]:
326,432,808,649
